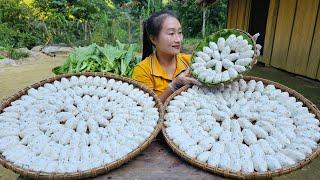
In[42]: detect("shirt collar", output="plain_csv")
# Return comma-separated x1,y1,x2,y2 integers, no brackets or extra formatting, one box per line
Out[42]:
150,53,189,81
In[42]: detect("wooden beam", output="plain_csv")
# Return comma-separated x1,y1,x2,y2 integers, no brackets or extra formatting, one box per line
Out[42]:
286,0,319,77
227,0,232,28
307,2,320,79
270,0,297,69
243,0,252,31
228,0,239,28
263,0,280,65
237,0,247,30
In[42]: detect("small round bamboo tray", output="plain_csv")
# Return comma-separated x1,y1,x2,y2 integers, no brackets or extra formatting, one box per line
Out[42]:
190,29,258,87
162,76,320,179
0,72,164,179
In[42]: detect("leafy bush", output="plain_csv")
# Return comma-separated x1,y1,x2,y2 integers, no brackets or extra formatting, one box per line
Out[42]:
170,0,228,38
0,0,227,49
52,41,141,77
0,0,38,48
10,49,29,60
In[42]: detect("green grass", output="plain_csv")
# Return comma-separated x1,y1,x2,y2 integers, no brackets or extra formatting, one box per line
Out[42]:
9,49,29,60
0,46,29,60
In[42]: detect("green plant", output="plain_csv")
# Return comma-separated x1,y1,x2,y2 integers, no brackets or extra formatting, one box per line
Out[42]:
0,0,38,48
52,41,141,77
169,0,227,38
10,49,29,60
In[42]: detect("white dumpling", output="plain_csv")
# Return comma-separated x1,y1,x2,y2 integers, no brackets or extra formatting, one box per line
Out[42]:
287,143,312,156
221,118,231,131
197,51,211,62
213,72,222,83
239,50,254,59
198,138,215,151
215,61,222,72
281,148,305,161
266,155,282,171
235,58,252,67
252,155,268,172
228,68,238,79
225,142,240,159
265,136,282,151
208,153,220,166
217,37,226,51
274,153,295,166
239,79,247,92
221,46,231,59
185,146,201,158
250,125,268,139
230,158,241,172
231,131,243,144
294,137,317,150
0,136,20,153
237,118,252,129
219,130,232,142
197,151,212,163
226,53,240,61
209,42,218,51
271,131,290,145
203,46,214,57
241,156,254,173
258,139,275,155
222,59,234,69
256,120,276,134
76,120,87,134
218,153,231,169
239,144,251,158
221,71,230,82
250,143,265,158
59,129,74,145
242,129,257,145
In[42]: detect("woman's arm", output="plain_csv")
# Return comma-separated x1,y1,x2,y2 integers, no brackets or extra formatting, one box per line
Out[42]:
158,69,200,103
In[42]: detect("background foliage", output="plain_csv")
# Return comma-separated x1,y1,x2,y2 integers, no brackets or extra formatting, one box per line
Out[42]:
0,0,228,51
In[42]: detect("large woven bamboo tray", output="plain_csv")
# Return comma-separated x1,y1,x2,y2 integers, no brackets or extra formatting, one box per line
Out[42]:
0,72,164,179
162,76,320,179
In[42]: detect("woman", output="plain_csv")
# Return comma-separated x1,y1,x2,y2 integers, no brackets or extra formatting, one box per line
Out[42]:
132,10,261,103
132,10,200,103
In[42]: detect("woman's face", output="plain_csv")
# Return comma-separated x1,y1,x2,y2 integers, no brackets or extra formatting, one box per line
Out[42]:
151,16,183,56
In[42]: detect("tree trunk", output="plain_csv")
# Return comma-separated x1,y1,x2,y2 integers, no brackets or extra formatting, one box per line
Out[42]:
112,19,116,43
202,6,206,38
140,17,144,48
84,22,87,41
127,15,132,44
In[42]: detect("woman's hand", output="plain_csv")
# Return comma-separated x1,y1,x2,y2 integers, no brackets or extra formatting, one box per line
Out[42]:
168,69,201,92
158,69,200,103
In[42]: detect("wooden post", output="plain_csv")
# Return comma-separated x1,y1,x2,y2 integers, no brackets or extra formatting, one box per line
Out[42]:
263,0,280,66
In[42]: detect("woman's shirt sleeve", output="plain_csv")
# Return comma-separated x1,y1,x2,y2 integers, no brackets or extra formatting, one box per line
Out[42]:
132,65,154,90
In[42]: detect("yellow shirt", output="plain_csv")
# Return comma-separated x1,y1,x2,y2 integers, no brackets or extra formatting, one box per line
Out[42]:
132,53,191,96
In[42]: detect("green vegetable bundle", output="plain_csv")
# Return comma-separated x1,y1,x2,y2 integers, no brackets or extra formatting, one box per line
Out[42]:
52,41,141,77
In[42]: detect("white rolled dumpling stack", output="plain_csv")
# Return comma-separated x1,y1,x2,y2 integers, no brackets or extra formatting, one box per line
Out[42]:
191,33,256,85
0,75,160,174
164,79,320,174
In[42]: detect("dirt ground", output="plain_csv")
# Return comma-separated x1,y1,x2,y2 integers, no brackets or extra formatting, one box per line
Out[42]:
0,53,67,100
0,54,320,179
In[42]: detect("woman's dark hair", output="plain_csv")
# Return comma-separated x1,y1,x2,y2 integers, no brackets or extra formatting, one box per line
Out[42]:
142,10,179,60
